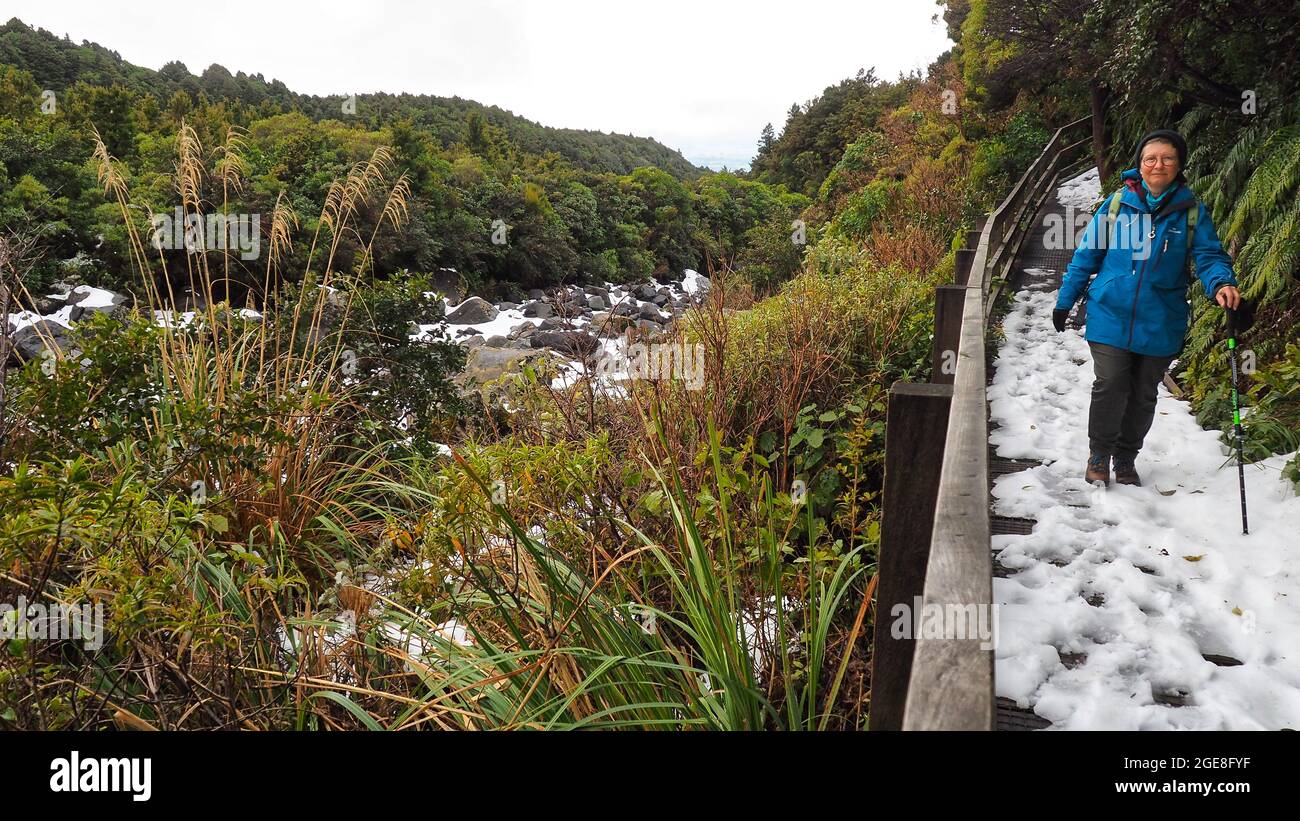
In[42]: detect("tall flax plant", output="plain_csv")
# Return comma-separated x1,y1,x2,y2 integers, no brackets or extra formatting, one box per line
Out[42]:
89,123,411,544
308,418,871,730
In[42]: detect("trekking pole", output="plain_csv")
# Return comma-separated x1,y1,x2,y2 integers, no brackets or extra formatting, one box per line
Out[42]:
1226,306,1249,535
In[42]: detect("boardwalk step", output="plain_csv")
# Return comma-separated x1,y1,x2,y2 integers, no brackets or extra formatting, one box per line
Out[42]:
989,455,1041,476
991,515,1037,535
1060,651,1087,669
996,697,1052,731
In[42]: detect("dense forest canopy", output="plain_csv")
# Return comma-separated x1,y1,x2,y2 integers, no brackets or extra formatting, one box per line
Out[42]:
0,17,811,301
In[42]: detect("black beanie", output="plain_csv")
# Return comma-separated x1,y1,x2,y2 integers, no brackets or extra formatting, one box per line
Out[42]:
1132,129,1188,183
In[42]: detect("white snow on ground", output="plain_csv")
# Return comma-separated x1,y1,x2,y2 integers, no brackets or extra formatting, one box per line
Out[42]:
68,285,118,308
988,257,1300,730
1056,166,1102,211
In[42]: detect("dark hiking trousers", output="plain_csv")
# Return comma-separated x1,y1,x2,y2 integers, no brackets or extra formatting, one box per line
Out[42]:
1087,341,1176,460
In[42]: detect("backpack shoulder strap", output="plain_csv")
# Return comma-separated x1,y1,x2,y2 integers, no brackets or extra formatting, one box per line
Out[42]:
1105,188,1124,245
1185,201,1200,283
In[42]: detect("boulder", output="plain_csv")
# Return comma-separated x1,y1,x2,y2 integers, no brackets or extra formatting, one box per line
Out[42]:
527,288,546,300
638,302,665,321
522,300,553,319
463,335,486,348
587,295,606,311
70,285,131,318
456,346,548,394
446,296,498,325
484,335,508,348
651,294,670,307
32,293,69,314
428,268,465,303
538,317,563,331
508,322,537,340
636,284,659,301
497,301,519,311
9,320,70,362
589,312,634,338
530,330,600,358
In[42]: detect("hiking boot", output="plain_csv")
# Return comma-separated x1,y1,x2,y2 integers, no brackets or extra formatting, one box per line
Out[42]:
1085,452,1110,486
1113,454,1141,486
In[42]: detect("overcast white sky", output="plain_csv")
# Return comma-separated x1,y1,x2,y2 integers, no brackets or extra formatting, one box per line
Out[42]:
3,0,953,170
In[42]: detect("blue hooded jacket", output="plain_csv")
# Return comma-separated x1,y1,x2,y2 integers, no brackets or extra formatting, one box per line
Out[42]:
1055,166,1238,357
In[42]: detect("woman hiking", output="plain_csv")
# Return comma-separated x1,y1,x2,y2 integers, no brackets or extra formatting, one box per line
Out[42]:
1052,129,1243,487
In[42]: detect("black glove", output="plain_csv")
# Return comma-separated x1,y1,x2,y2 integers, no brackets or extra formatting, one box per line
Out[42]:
1052,308,1069,333
1226,299,1255,335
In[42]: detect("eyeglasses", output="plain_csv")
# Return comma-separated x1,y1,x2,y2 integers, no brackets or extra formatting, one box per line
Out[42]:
1141,156,1179,166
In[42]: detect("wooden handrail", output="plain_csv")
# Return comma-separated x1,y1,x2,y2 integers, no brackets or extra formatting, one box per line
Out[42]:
899,116,1090,730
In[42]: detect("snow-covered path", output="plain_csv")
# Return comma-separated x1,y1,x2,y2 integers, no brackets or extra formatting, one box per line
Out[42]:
987,176,1300,730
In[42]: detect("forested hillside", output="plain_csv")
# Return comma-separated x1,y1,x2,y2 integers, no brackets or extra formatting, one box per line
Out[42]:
0,18,807,300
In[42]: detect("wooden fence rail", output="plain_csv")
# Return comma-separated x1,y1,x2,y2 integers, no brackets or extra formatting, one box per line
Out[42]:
870,117,1091,731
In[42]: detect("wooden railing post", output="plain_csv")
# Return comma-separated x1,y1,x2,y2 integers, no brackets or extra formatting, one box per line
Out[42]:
954,249,976,286
931,285,968,385
869,381,953,731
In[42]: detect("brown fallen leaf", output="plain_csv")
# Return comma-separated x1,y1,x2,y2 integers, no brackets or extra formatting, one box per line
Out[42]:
1183,554,1205,562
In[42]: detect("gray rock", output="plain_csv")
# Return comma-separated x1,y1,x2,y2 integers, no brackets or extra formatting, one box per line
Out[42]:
485,335,508,348
428,268,465,303
527,288,546,300
589,312,634,338
587,295,606,311
508,322,537,340
497,301,519,311
32,293,69,314
584,286,610,300
613,302,639,318
456,346,548,394
651,294,669,307
455,326,482,337
638,302,665,320
522,301,553,319
464,335,486,348
10,320,69,361
636,284,659,301
538,317,563,331
530,330,599,358
70,285,131,318
635,319,662,333
446,296,498,325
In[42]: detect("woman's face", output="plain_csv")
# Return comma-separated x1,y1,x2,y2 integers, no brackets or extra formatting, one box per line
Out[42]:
1140,139,1180,192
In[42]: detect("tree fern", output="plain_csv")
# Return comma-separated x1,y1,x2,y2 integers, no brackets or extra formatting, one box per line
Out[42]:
1240,195,1300,303
1197,117,1268,224
1223,126,1300,239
